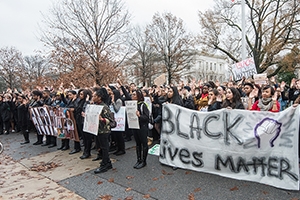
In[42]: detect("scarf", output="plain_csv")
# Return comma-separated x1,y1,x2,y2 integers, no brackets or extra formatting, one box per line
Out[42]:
258,98,273,111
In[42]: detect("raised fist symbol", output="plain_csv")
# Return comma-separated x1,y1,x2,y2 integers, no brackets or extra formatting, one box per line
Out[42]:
254,118,282,148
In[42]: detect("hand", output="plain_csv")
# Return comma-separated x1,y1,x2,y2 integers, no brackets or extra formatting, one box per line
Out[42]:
216,94,222,102
272,92,278,101
290,78,296,88
81,112,86,117
136,110,140,117
280,81,286,91
249,88,258,99
117,78,122,86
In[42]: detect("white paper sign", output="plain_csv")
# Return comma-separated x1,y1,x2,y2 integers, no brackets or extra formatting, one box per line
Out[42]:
110,106,126,131
231,57,257,81
159,104,299,190
83,104,103,135
125,100,140,129
253,73,267,85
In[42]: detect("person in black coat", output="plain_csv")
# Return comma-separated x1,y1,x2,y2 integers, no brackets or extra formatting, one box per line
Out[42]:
1,94,12,134
41,89,56,148
18,95,30,144
30,90,44,145
132,89,150,169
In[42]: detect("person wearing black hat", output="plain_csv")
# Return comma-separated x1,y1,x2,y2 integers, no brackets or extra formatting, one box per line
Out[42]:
182,86,195,110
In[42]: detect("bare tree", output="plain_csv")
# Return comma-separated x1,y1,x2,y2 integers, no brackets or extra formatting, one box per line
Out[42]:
147,12,196,84
41,0,130,85
126,26,159,86
198,0,300,76
0,47,23,90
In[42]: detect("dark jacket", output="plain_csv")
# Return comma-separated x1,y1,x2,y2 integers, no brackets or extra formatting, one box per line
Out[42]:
0,101,11,122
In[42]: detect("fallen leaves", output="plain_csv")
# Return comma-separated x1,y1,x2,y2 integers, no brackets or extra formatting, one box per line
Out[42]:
108,178,114,183
30,162,61,172
125,187,132,192
143,194,151,199
148,188,157,192
230,186,239,191
99,194,112,200
162,169,173,175
188,193,195,200
97,181,103,185
126,176,134,180
193,188,201,192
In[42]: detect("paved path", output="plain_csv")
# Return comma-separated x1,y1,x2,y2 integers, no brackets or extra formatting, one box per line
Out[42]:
1,132,300,200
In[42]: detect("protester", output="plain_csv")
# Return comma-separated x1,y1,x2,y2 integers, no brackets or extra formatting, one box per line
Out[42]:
167,86,183,106
196,84,210,111
131,89,150,169
250,85,280,112
222,87,244,110
109,89,126,156
93,88,114,174
18,95,30,144
207,89,222,111
30,90,44,144
182,86,195,110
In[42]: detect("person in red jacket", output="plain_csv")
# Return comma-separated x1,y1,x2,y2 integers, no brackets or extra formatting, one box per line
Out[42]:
250,85,280,112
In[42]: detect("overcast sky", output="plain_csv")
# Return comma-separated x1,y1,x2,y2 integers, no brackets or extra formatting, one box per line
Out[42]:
0,0,214,56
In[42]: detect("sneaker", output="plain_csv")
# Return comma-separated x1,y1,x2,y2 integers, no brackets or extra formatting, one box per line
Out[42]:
12,130,15,133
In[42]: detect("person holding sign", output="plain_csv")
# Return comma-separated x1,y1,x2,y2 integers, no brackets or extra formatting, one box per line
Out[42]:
132,89,150,169
93,88,114,174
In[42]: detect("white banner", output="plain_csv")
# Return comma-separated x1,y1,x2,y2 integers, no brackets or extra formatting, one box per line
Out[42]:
110,106,126,131
83,104,103,135
231,57,257,81
125,100,140,129
159,104,300,190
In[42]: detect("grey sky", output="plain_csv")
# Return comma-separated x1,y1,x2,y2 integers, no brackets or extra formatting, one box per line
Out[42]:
0,0,214,56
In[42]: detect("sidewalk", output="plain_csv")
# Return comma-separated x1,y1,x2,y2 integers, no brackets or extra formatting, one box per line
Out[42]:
1,132,300,200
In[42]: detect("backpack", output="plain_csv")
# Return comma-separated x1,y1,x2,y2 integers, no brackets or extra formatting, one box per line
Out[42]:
109,112,117,128
141,102,154,130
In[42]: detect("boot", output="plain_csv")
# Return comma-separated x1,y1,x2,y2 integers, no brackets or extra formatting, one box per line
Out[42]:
133,146,142,168
136,146,148,169
21,130,30,145
57,139,65,150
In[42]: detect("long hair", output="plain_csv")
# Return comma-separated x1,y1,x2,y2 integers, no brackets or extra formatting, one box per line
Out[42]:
222,87,242,109
136,89,144,102
168,86,183,106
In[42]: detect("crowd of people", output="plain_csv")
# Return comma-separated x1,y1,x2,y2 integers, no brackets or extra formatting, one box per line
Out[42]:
0,76,299,173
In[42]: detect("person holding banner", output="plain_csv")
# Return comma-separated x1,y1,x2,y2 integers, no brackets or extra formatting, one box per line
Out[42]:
207,89,222,111
30,90,44,145
250,85,279,112
93,88,114,174
132,89,150,169
222,87,245,110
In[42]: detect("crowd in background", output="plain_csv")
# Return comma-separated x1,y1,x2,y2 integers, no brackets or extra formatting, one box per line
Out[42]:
0,75,300,172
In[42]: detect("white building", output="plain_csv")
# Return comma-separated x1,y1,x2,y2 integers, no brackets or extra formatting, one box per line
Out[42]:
182,53,228,83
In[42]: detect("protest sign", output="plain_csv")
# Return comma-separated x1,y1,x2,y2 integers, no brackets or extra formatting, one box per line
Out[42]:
30,107,80,141
230,57,257,81
159,104,299,190
154,73,166,86
110,106,126,131
125,100,139,129
253,73,267,85
83,104,103,135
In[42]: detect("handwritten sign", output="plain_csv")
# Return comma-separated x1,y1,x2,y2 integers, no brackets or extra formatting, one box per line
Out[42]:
110,106,126,131
231,57,257,81
83,104,103,135
159,104,299,190
125,100,140,129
